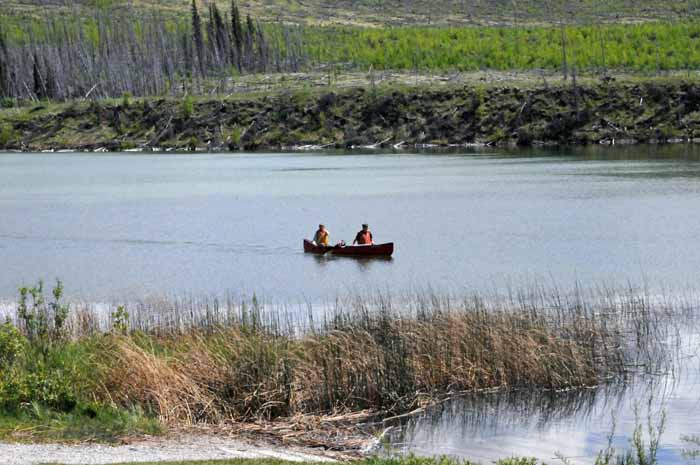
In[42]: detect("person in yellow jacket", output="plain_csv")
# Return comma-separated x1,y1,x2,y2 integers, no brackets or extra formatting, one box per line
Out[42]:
313,224,330,246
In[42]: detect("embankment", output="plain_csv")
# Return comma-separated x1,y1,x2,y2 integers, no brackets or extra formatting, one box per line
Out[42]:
2,79,700,151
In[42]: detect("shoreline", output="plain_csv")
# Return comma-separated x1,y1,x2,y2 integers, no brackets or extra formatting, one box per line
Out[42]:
3,137,700,154
2,78,700,153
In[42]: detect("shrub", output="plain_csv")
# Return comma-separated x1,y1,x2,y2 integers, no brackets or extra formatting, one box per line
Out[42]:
0,124,16,147
181,94,194,119
0,323,25,370
121,91,132,108
111,306,129,335
17,280,70,346
229,126,242,148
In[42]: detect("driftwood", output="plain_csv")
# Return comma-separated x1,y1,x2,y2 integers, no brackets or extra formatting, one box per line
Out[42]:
148,115,174,146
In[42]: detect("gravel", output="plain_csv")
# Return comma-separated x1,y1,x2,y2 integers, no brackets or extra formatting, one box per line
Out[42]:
0,434,337,464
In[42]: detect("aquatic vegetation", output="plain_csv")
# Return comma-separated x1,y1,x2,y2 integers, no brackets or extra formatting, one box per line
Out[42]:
0,280,684,444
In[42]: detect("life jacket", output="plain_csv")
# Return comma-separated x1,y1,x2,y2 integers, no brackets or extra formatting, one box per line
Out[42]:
357,231,372,244
315,230,330,246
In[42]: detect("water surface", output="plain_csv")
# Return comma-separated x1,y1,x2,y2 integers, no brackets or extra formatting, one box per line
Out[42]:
2,146,700,301
385,331,700,464
2,146,700,462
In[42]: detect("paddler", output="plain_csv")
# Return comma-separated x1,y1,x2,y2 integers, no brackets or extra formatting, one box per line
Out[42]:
353,223,374,245
313,224,331,246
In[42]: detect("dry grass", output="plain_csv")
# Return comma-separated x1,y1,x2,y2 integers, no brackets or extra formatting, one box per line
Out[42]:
2,283,682,443
95,295,653,426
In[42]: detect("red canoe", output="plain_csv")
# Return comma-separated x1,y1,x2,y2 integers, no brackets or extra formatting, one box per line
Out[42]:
303,239,394,257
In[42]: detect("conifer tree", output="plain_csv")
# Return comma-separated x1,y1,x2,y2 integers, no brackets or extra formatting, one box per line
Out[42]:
231,0,244,69
191,0,205,75
32,54,44,99
211,3,227,58
0,32,8,97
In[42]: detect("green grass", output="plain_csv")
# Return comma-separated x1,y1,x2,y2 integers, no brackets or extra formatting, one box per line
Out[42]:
0,403,161,442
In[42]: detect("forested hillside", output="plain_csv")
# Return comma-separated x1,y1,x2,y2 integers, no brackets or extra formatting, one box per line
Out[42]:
1,0,700,101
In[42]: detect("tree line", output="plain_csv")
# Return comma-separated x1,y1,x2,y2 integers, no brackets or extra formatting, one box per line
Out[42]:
0,1,307,100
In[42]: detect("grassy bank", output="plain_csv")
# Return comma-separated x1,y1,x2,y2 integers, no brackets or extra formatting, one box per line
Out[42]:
0,280,678,449
2,77,700,151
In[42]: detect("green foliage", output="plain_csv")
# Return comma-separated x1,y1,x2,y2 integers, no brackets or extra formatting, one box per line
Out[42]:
17,280,69,346
121,91,132,108
111,305,129,335
0,123,16,146
187,135,199,150
0,323,24,370
496,459,540,465
594,403,666,465
303,21,700,73
181,94,194,119
0,401,161,442
0,285,159,441
229,126,243,147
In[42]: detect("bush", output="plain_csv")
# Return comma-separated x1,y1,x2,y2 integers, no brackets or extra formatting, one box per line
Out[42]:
181,94,194,119
17,280,69,346
121,91,132,108
0,124,16,147
228,126,243,149
111,306,129,335
0,323,25,370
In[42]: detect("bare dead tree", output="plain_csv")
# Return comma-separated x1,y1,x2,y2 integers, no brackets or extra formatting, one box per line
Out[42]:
0,4,308,100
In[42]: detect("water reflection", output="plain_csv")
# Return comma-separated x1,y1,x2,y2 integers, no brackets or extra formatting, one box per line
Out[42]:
384,334,700,464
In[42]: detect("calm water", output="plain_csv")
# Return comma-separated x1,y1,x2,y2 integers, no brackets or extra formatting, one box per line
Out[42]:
2,146,700,302
384,331,700,464
2,146,700,462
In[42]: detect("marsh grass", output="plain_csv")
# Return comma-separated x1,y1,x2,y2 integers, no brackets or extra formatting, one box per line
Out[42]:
0,283,690,438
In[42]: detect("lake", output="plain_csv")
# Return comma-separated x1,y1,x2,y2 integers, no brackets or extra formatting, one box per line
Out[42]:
2,146,700,303
2,145,700,463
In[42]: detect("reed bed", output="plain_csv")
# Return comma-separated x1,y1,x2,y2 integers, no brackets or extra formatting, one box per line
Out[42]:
0,283,690,445
89,287,688,420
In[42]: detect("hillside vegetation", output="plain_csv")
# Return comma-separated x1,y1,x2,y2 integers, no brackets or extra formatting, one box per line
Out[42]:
2,0,699,26
2,2,700,101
